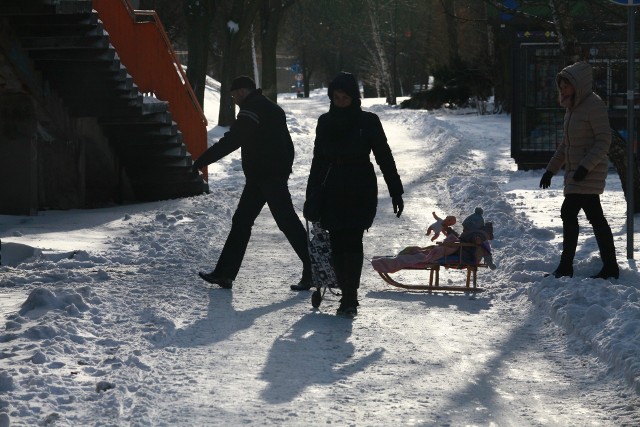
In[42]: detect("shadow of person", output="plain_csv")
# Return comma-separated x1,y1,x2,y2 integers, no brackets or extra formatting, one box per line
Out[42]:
165,288,301,349
366,289,492,315
259,312,384,404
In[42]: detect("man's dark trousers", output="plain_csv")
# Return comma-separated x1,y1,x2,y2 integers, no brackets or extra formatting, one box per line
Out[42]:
213,177,311,280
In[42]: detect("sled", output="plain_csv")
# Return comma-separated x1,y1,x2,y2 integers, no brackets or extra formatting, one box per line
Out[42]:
305,221,340,308
374,241,488,293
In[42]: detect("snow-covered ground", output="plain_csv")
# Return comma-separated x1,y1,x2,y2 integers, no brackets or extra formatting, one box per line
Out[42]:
1,82,640,426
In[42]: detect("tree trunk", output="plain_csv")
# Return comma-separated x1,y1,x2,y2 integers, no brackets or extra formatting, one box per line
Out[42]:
260,1,295,103
366,0,393,101
218,0,260,126
301,47,312,98
442,0,459,65
260,8,281,102
184,0,215,109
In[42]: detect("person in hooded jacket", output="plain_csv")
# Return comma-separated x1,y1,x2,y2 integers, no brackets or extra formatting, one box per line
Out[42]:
192,75,312,290
539,61,619,280
297,71,404,316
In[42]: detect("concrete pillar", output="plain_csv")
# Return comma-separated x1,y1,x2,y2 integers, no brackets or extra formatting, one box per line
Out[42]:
0,93,38,215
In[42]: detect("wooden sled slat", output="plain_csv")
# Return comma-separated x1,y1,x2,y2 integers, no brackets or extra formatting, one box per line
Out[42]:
375,241,489,292
378,269,484,292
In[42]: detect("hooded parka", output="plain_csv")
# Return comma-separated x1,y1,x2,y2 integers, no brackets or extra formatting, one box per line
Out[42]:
546,61,611,195
306,73,403,231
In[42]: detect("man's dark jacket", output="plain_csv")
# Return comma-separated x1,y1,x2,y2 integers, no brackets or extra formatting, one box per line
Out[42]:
194,89,294,179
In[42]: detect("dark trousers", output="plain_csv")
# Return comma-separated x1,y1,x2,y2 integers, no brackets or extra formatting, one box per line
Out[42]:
329,229,364,306
213,177,311,280
560,193,616,267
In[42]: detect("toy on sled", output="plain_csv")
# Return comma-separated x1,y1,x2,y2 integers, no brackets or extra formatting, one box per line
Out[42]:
372,210,495,293
306,221,339,308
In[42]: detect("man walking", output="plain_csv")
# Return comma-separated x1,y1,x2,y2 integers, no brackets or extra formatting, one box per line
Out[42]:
192,76,312,290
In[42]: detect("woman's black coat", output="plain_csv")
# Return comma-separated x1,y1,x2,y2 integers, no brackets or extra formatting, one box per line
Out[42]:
306,108,404,231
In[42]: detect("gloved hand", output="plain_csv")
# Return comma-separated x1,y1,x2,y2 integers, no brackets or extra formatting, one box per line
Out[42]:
539,170,553,189
392,195,404,218
573,165,588,182
192,160,202,173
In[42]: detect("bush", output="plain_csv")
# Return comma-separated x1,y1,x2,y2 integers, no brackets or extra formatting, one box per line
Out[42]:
400,83,470,110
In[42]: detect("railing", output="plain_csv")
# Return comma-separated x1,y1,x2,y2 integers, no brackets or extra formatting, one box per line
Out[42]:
93,0,208,178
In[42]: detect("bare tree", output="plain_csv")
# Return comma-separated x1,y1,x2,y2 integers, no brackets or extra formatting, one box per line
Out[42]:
183,0,216,108
259,0,296,102
217,0,260,126
364,0,394,101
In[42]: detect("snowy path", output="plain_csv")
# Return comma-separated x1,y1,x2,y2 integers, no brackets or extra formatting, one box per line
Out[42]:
1,95,639,426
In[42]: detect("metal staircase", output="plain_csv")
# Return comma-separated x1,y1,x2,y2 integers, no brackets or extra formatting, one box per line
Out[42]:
0,0,208,207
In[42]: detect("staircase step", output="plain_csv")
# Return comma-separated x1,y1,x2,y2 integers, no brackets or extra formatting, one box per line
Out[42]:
106,123,179,137
43,72,136,97
127,156,192,170
27,46,117,62
142,97,170,115
32,56,123,73
0,1,93,16
126,165,197,181
67,97,143,117
100,111,174,126
5,11,98,27
132,179,209,202
21,34,110,50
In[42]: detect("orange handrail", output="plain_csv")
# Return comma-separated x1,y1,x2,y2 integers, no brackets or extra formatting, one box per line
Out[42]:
93,0,208,178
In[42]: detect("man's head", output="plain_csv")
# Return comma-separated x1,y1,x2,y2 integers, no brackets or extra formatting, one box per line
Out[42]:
230,75,256,105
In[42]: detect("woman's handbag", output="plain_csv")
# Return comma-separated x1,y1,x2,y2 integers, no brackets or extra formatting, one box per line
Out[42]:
303,165,332,222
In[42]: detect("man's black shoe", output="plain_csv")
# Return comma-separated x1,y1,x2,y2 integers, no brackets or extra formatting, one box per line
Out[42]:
198,272,233,289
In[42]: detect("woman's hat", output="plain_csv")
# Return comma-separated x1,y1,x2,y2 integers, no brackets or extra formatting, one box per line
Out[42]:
328,72,361,100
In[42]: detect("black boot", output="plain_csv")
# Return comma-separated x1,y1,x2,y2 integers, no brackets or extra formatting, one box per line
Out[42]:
336,287,358,317
591,225,619,280
590,266,619,280
545,263,574,278
545,218,578,278
290,269,313,291
335,253,362,317
290,276,313,291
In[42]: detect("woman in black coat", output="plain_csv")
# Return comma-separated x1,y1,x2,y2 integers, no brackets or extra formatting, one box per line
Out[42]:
298,72,404,316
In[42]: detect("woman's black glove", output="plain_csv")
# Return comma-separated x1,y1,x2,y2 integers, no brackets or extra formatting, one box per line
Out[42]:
392,195,404,218
539,170,553,189
573,166,588,182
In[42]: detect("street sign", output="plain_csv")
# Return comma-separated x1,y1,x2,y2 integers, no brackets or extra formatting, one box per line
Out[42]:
608,0,640,5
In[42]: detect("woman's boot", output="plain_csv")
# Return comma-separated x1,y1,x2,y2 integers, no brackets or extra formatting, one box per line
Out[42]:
591,226,619,279
546,218,578,278
336,252,362,317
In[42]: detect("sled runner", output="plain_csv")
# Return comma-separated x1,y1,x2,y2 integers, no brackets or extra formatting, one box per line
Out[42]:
374,241,488,292
306,221,339,308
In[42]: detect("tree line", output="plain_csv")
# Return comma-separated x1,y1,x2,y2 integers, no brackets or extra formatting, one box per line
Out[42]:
139,0,630,125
